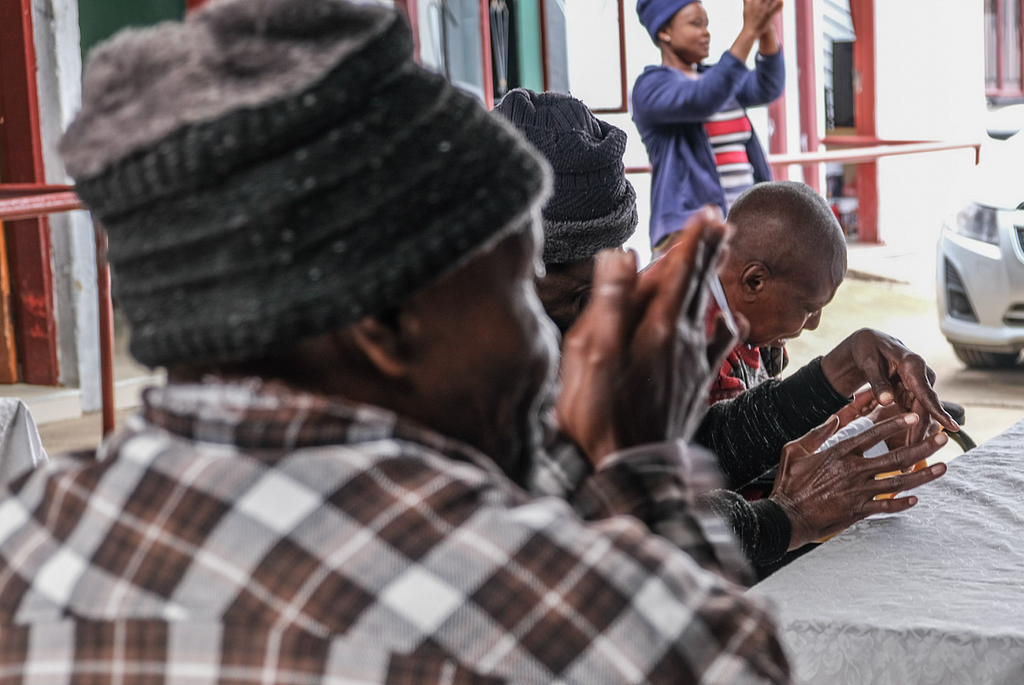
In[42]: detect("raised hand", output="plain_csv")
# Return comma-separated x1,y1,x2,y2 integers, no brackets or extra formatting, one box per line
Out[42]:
733,0,785,61
556,206,733,466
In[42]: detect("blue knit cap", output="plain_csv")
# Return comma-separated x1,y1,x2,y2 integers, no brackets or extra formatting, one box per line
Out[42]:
637,0,700,41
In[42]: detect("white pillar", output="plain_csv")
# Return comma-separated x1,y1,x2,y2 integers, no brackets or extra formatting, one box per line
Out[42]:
31,0,101,410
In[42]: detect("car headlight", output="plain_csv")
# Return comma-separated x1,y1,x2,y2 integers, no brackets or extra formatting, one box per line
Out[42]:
951,203,1000,245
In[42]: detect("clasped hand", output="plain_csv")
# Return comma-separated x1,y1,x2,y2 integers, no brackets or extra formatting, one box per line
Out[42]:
556,207,739,466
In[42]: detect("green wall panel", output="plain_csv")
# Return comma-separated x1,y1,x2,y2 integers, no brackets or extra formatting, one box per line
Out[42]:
515,0,544,92
79,0,184,60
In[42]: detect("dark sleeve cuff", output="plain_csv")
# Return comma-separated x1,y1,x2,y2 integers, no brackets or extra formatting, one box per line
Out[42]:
748,498,792,565
701,490,792,568
774,357,850,436
695,357,851,488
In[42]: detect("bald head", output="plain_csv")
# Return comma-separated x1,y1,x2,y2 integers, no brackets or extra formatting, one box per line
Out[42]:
719,182,848,348
726,181,847,280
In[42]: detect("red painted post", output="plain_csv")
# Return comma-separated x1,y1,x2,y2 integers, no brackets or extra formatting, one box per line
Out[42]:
1015,0,1024,97
767,13,788,179
795,0,820,193
395,0,421,64
850,0,879,243
592,0,631,114
617,0,628,111
95,225,115,436
538,0,550,92
480,0,495,108
997,0,1005,90
0,0,60,385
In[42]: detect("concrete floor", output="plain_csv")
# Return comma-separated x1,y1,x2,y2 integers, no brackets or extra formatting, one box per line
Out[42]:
38,408,138,455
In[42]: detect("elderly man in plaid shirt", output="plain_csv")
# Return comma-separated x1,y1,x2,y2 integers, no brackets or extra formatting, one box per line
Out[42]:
0,0,793,683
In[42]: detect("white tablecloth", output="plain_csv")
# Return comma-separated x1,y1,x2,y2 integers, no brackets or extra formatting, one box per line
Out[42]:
0,398,47,486
749,418,1024,685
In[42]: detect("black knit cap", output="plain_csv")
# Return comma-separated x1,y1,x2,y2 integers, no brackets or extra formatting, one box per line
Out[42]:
60,0,549,369
494,88,636,264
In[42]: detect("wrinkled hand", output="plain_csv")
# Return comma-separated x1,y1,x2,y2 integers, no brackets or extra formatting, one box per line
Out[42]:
556,207,735,466
819,328,958,443
770,413,949,550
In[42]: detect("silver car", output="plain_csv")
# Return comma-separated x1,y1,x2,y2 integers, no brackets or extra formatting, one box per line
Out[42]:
937,108,1024,368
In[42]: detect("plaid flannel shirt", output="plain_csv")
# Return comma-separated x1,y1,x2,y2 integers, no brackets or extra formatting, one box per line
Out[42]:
0,380,790,684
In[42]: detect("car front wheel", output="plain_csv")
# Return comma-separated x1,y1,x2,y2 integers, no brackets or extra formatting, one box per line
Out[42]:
952,344,1021,369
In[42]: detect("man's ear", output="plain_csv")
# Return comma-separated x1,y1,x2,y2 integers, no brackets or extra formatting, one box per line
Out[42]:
740,262,770,301
347,314,413,380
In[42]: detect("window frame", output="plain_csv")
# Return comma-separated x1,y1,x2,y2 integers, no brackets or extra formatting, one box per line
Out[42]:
538,0,629,114
986,0,1024,103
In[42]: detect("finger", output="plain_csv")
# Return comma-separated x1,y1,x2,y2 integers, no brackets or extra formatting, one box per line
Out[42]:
648,207,725,324
869,431,948,476
824,412,920,459
570,249,637,355
868,461,947,500
849,388,878,414
859,494,920,517
836,388,877,427
905,397,934,443
898,358,959,433
858,353,897,407
789,415,841,456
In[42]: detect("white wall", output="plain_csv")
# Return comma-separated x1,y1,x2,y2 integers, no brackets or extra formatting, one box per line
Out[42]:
873,0,987,247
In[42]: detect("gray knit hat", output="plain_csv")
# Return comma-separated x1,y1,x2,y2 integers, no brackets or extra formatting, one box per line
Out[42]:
494,89,636,264
60,0,550,369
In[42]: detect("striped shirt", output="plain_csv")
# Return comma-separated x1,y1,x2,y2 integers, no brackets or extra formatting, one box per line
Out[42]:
705,103,756,212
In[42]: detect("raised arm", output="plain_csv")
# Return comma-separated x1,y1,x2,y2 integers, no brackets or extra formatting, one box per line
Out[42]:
734,0,785,107
735,48,785,108
633,56,752,127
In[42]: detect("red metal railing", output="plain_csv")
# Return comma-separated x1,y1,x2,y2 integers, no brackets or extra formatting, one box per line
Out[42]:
625,140,982,245
0,184,116,436
625,139,982,176
1,0,60,386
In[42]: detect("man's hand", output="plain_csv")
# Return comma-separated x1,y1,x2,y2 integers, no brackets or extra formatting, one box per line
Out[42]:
556,207,734,466
819,328,959,443
769,413,949,550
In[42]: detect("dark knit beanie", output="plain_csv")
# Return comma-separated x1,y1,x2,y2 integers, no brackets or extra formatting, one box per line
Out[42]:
60,0,549,369
494,89,636,265
637,0,700,42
